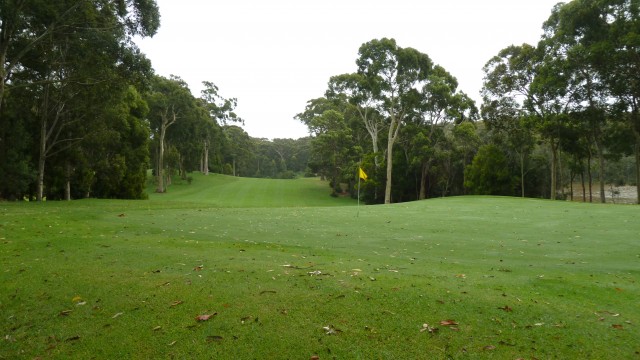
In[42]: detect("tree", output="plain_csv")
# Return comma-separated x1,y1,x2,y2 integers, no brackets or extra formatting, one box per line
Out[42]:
545,0,640,203
465,144,514,195
355,38,433,203
408,65,478,199
483,43,572,200
146,75,195,193
222,125,253,177
0,0,159,200
482,98,536,197
0,0,159,114
200,81,242,175
328,73,385,168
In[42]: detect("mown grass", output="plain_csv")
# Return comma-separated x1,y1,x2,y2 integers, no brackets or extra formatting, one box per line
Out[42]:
148,173,357,207
1,175,639,359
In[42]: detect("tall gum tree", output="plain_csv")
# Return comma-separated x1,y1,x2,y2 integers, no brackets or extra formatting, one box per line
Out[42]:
327,73,384,168
355,38,433,204
0,0,159,115
548,0,640,204
147,75,195,193
483,43,573,200
200,81,242,175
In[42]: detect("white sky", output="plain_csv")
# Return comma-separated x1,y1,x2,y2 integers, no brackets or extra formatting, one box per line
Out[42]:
135,0,564,139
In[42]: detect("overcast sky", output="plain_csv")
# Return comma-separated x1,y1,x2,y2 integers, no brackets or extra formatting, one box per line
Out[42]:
135,0,564,140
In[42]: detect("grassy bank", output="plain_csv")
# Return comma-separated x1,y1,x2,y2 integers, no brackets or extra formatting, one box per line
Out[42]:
1,176,638,359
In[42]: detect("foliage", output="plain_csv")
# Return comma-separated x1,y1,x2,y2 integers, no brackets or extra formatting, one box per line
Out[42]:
464,144,514,195
0,0,159,200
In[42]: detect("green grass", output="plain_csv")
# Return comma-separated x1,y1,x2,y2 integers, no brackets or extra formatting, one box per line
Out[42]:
148,173,357,207
1,175,639,359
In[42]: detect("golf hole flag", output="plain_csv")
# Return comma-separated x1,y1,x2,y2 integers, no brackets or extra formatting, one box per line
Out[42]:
359,167,368,181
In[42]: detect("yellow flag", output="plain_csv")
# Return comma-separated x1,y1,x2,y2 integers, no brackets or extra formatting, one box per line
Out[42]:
358,167,368,181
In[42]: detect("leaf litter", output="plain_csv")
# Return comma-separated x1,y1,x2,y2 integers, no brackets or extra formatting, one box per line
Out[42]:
196,313,217,322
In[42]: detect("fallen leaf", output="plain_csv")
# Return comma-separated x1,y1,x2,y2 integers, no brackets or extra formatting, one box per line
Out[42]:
498,305,513,312
76,301,86,306
194,265,203,271
196,313,217,321
206,335,223,343
168,340,177,346
117,213,125,217
71,296,82,303
420,323,439,333
65,335,80,342
112,312,123,319
310,356,320,360
612,324,624,329
308,270,322,276
170,300,183,307
153,326,162,331
440,320,458,326
322,325,342,335
455,274,466,278
59,310,72,316
484,345,496,351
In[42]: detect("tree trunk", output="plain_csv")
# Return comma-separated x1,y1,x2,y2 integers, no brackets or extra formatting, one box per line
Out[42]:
156,110,177,193
636,141,640,205
550,141,558,200
384,117,401,204
581,170,586,203
587,150,593,203
569,170,574,202
520,152,525,198
37,103,48,201
596,143,606,203
419,162,428,200
156,128,165,193
203,140,209,175
64,161,71,201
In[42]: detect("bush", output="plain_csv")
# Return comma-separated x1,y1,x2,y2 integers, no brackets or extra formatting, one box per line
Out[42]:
465,144,514,196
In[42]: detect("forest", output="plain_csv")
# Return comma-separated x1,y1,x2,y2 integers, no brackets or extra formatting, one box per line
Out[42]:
1,0,639,204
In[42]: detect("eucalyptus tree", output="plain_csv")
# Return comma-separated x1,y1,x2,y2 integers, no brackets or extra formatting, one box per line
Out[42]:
200,81,242,175
543,0,640,203
0,0,159,115
3,0,159,201
327,73,385,168
296,97,357,192
410,65,478,199
542,2,615,203
483,43,573,200
146,75,196,193
222,125,253,177
481,98,536,197
355,38,433,204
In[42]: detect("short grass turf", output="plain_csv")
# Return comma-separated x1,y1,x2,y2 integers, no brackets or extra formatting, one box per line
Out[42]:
1,177,639,359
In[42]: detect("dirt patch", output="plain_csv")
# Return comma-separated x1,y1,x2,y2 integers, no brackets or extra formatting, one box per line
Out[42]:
568,185,638,204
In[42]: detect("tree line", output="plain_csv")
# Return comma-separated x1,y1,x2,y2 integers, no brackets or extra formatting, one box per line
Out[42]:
298,0,640,204
1,1,638,204
0,0,311,201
